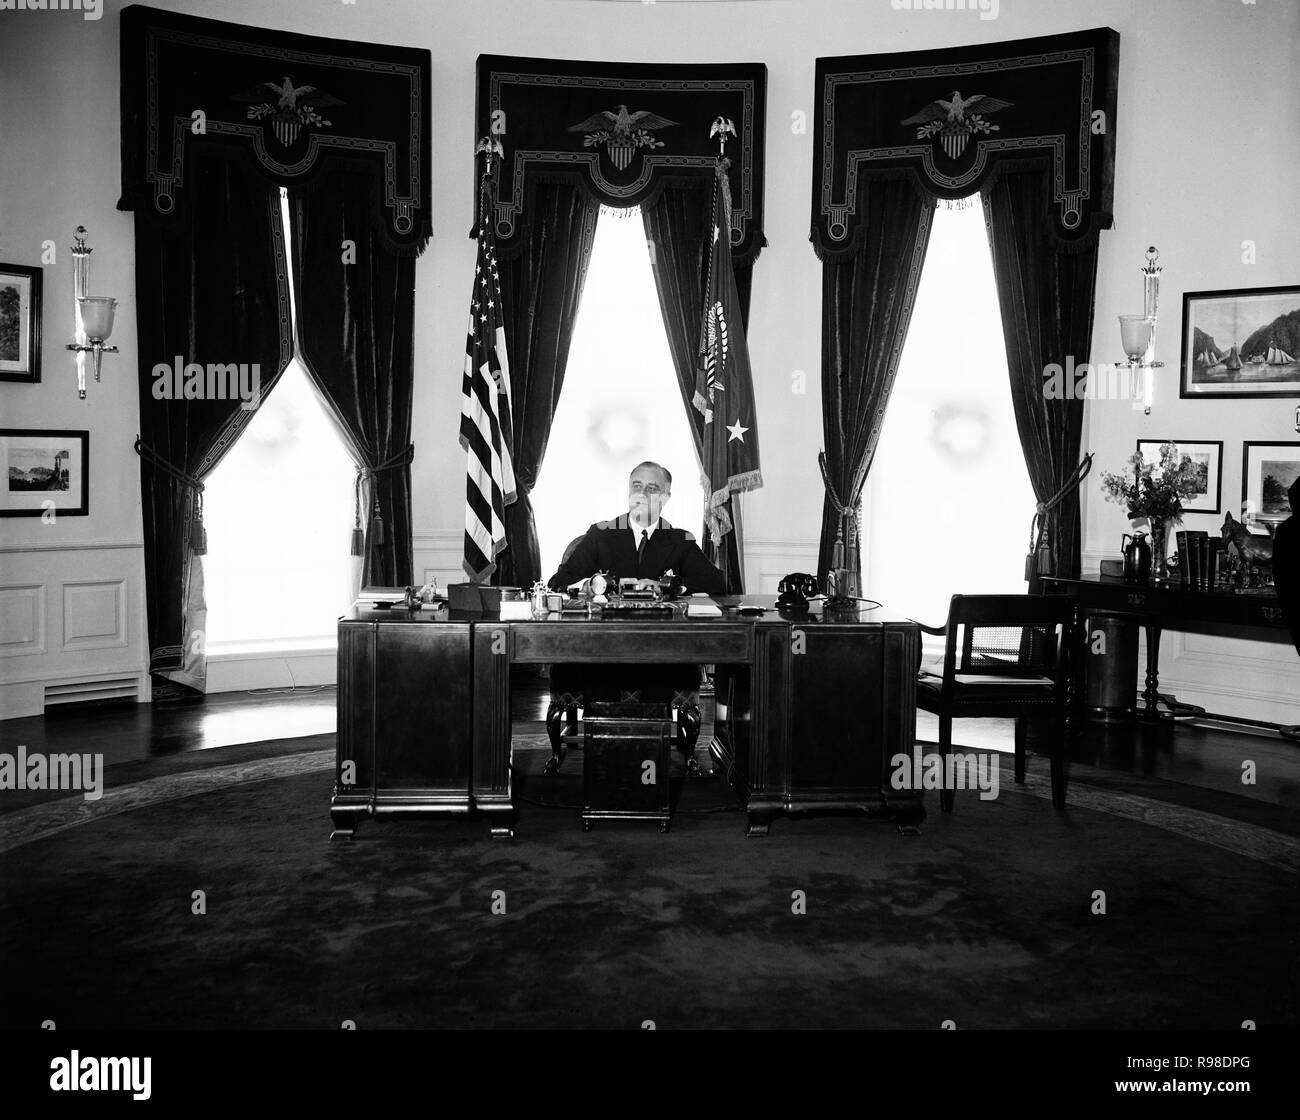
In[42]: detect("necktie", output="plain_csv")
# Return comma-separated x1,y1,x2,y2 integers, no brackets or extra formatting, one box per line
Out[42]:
637,529,648,567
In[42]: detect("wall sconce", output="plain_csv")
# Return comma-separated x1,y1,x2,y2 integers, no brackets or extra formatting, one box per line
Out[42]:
64,226,118,399
1119,246,1163,414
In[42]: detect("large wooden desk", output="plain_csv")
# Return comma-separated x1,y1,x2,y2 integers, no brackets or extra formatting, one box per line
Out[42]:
331,597,921,840
1041,574,1290,720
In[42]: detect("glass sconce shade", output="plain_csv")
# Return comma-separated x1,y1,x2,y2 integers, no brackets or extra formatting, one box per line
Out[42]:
1118,314,1152,362
78,296,117,341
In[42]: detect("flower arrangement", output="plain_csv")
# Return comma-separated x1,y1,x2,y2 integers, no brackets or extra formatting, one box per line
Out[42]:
1100,441,1204,524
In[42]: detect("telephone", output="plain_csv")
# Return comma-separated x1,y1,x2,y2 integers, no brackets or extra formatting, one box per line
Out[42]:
776,571,819,611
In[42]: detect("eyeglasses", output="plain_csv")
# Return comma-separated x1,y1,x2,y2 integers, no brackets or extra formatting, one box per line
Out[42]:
629,482,665,495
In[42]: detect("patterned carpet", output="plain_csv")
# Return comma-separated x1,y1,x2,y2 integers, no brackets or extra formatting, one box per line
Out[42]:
1,731,1297,1029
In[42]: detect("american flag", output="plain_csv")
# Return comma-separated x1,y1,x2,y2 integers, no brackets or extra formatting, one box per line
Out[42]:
459,171,517,581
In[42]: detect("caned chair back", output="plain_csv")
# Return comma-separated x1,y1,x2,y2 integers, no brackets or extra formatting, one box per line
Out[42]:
943,594,1071,682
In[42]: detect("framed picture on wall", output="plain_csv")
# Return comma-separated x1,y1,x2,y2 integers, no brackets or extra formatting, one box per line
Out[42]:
0,263,42,384
1180,285,1300,398
1136,439,1223,514
0,429,89,517
1241,441,1300,520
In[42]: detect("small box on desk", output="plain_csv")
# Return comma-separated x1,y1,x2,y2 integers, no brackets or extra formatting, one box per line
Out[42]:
446,583,522,613
582,701,673,833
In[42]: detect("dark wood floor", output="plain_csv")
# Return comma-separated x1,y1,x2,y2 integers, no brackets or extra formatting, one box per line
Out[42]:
2,670,1297,813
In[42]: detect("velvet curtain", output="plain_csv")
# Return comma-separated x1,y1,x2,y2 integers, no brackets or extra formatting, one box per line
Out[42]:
642,182,754,593
493,181,601,590
287,167,417,589
982,162,1098,585
817,179,935,585
134,150,292,697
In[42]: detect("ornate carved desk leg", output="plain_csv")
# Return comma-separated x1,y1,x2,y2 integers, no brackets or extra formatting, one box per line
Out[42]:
1141,618,1163,719
544,699,566,774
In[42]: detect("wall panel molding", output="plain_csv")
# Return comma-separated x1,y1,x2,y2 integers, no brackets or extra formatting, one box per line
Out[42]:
0,584,47,658
62,579,129,652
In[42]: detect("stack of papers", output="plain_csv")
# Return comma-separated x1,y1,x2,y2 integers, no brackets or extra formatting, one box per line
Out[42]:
686,602,723,618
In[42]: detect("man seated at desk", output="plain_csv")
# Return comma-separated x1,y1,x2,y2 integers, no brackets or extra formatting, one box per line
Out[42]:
544,461,726,776
547,461,727,597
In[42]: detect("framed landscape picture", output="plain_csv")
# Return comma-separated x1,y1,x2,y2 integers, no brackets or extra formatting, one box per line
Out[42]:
1241,441,1300,519
1179,285,1300,399
0,263,42,384
0,429,89,517
1136,439,1223,514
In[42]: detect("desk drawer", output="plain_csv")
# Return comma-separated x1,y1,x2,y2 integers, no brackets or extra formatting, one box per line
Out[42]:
510,623,754,663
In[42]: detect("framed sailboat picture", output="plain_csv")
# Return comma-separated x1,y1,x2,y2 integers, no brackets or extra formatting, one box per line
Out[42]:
1180,285,1300,398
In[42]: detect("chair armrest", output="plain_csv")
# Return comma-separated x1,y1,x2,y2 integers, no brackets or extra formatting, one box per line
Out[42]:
908,618,948,637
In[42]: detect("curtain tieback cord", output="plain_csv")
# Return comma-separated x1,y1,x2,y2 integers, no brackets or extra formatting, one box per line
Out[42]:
134,438,209,554
352,444,414,556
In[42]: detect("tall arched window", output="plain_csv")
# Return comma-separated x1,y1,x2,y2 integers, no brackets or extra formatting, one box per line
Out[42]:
861,198,1035,625
201,191,356,653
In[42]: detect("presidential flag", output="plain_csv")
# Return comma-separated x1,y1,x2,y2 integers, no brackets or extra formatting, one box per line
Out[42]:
694,159,762,572
459,165,517,581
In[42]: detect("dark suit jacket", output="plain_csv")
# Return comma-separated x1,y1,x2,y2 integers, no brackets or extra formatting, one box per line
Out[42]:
548,513,727,595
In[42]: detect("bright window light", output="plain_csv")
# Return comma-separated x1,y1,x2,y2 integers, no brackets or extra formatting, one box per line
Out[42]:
530,206,704,581
201,357,357,646
860,198,1036,626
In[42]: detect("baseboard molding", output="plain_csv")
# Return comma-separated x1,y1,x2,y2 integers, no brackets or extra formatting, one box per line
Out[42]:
205,650,336,694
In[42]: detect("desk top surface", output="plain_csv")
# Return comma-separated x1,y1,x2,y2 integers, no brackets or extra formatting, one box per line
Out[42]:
340,593,914,627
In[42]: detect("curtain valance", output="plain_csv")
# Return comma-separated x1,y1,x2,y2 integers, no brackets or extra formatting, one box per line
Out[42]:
811,27,1118,261
475,55,767,265
119,4,432,256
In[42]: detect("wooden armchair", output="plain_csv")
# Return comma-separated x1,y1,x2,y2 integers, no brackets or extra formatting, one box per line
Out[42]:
914,594,1072,811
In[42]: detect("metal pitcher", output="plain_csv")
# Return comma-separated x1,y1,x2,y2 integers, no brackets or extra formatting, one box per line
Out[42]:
1122,531,1151,584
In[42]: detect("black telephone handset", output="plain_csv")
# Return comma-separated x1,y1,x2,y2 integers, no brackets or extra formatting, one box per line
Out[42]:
777,571,818,611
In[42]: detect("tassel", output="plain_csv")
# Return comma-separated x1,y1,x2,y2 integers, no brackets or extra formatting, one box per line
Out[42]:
830,519,845,571
352,468,366,555
189,490,207,555
369,499,384,547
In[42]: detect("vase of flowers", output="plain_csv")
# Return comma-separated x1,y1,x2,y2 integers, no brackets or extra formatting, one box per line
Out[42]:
1100,442,1204,581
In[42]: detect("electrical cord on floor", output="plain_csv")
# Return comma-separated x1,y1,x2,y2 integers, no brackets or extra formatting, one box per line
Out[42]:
246,661,337,696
